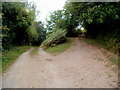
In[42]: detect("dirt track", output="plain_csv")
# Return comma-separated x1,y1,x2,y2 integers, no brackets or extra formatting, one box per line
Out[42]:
2,38,118,88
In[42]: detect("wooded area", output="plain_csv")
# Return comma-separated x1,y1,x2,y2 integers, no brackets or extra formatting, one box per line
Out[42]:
1,1,120,88
1,2,120,72
2,2,46,50
43,2,120,54
2,2,120,53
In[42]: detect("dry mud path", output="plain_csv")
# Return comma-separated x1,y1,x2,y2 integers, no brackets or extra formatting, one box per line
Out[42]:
2,38,118,88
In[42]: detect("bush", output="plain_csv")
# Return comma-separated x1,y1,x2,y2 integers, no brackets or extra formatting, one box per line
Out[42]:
41,29,67,49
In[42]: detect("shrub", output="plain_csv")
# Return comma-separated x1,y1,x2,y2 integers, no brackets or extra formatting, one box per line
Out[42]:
41,29,67,49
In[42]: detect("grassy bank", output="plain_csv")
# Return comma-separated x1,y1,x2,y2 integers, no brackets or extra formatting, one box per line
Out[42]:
83,38,118,54
44,38,73,54
82,38,119,65
2,46,32,72
83,38,103,48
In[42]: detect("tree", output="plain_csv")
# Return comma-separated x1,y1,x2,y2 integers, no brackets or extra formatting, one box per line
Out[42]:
2,2,46,49
63,2,120,52
46,10,63,31
46,8,79,37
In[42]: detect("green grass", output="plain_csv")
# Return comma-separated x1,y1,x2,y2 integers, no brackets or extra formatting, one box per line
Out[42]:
83,38,115,53
44,38,73,54
109,58,120,65
0,61,2,74
2,46,32,73
82,38,102,47
82,38,119,65
30,47,39,55
83,38,118,54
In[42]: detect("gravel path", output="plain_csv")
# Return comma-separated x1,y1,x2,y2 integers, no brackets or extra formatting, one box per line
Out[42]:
2,38,118,88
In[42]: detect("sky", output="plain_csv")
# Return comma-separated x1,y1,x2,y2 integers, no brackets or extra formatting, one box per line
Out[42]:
28,0,66,23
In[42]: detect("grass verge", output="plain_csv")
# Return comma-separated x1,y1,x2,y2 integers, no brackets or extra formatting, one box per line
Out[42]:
44,38,73,54
83,38,118,54
30,47,39,55
82,38,119,65
109,57,120,65
82,38,102,47
2,46,32,73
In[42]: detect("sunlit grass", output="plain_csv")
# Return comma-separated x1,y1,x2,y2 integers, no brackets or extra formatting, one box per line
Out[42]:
45,38,73,54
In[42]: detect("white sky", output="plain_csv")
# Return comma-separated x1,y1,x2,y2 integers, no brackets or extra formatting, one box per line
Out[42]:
28,0,66,23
